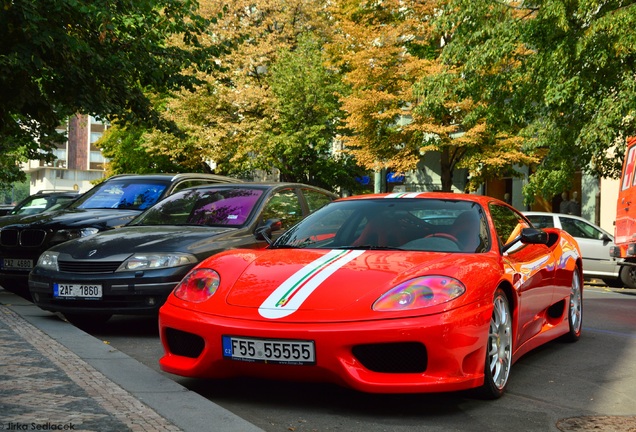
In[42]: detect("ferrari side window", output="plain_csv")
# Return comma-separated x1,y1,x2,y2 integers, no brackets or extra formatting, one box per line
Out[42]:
489,204,529,249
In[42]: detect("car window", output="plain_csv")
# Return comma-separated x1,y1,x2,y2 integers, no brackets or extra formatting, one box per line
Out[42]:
560,217,605,240
187,189,264,226
489,204,529,247
261,189,303,227
526,215,554,229
13,197,49,215
133,187,264,227
302,188,334,212
275,198,490,253
172,179,214,194
75,180,169,210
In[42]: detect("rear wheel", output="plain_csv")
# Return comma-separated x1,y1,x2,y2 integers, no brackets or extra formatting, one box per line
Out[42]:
562,268,582,342
477,288,512,399
620,263,636,288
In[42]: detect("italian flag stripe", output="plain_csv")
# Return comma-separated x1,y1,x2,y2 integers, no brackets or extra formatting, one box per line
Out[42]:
258,249,365,319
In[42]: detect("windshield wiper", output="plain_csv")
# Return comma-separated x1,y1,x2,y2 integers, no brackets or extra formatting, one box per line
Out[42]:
271,244,299,249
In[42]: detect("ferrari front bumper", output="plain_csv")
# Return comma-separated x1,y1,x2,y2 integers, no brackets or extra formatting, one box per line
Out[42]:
159,300,493,394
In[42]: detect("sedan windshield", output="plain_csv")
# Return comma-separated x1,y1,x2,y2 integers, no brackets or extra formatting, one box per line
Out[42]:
274,198,490,253
131,187,264,227
73,180,169,210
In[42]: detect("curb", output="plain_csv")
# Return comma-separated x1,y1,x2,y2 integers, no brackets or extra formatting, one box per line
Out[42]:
0,288,264,432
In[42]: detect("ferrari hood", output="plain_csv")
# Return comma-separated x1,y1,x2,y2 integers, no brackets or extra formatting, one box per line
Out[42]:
223,248,480,320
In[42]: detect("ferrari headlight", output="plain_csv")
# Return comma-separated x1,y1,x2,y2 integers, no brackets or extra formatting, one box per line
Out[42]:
116,253,197,271
373,276,465,311
51,227,100,243
174,268,220,303
37,251,60,271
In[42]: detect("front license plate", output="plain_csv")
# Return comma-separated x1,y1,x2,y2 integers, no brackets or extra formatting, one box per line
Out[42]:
222,336,315,365
1,258,33,271
53,283,103,299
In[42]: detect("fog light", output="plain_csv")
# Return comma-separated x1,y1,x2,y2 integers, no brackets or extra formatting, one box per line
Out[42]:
628,244,636,257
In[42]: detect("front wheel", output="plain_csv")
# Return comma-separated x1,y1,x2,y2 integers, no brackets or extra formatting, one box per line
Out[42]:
477,288,512,399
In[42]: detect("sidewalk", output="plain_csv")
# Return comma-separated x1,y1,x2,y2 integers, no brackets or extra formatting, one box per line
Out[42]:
0,288,264,432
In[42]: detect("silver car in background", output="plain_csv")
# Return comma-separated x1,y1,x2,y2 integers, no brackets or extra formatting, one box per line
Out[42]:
523,211,634,288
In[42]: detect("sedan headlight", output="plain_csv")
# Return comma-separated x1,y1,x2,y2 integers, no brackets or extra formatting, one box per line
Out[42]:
174,268,220,303
50,228,100,243
116,253,197,271
37,251,60,271
373,276,465,311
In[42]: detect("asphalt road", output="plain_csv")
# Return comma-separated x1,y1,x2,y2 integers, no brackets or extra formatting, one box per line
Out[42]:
64,284,636,432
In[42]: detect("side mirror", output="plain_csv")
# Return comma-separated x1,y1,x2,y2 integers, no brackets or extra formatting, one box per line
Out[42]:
502,227,548,253
520,227,549,245
255,218,283,244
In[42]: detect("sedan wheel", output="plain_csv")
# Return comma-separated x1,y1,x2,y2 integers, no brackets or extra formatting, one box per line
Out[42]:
478,288,512,399
562,267,582,342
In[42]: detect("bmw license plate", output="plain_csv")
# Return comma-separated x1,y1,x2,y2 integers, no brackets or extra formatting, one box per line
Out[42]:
222,336,315,365
54,283,102,299
1,258,33,271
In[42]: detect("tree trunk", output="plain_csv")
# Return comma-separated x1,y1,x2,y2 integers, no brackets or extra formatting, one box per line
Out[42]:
440,147,453,192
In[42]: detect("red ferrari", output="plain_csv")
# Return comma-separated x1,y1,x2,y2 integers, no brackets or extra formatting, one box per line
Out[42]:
159,193,583,398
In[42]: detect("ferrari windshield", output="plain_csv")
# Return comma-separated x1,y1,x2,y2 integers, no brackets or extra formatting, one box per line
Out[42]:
131,187,264,227
274,198,490,253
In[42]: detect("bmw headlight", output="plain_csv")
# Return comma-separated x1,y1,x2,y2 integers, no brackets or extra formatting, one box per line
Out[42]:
116,253,197,271
373,276,465,311
37,251,60,271
51,228,100,243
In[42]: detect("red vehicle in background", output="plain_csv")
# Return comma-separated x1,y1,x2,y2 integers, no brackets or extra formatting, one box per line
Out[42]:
610,136,636,287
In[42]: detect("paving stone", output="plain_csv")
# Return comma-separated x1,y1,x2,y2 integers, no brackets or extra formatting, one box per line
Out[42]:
0,305,180,431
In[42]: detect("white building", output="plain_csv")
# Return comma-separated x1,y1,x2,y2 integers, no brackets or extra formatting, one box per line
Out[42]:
23,115,108,194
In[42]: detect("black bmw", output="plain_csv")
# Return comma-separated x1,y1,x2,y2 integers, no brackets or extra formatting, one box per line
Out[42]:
28,183,336,324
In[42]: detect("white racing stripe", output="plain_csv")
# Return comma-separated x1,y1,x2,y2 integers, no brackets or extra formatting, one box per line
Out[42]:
258,249,365,319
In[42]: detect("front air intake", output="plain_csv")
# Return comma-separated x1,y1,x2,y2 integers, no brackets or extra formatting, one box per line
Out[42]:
352,342,427,373
164,328,205,358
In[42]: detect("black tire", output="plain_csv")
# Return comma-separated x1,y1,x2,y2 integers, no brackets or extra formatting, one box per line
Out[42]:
562,267,583,342
477,288,512,399
620,264,636,289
